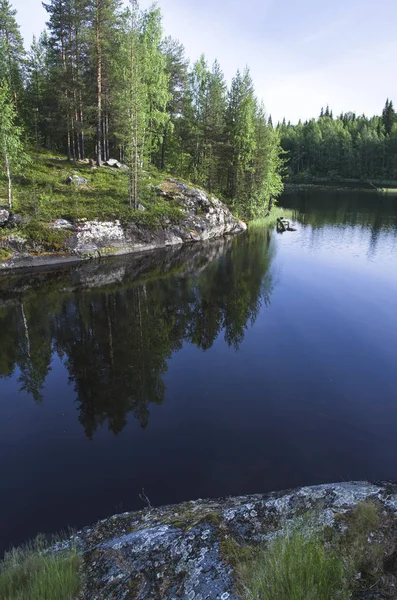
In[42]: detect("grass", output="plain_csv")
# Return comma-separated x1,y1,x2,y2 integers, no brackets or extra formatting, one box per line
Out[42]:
0,151,183,227
341,499,384,584
249,206,295,228
236,528,349,600
226,499,394,600
0,535,81,600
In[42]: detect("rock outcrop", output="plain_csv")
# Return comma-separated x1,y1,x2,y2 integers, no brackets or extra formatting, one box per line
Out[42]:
65,481,397,599
0,206,9,226
0,179,246,271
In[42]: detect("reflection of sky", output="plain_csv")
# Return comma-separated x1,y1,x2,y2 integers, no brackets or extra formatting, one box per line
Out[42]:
279,220,397,280
12,0,397,123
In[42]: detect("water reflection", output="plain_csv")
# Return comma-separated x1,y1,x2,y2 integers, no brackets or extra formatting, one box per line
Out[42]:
0,229,275,438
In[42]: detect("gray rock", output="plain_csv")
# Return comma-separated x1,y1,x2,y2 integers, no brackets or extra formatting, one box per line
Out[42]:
0,178,247,270
51,219,74,230
105,159,122,168
137,203,146,212
66,175,88,185
67,481,397,599
0,207,10,225
8,213,30,228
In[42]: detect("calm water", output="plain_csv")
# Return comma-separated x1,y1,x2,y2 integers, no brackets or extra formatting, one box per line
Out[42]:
1,190,397,554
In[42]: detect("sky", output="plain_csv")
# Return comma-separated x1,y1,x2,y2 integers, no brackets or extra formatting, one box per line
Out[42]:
12,0,397,124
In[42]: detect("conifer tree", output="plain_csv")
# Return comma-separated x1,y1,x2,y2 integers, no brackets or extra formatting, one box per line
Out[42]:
0,0,25,110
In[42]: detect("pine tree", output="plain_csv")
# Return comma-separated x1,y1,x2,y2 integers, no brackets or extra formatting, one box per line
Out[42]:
0,0,25,110
382,99,395,136
25,34,47,149
88,0,121,165
225,67,256,202
203,60,227,192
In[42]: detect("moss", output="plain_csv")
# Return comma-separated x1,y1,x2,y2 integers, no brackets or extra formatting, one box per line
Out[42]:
20,222,72,252
0,247,12,261
162,506,222,533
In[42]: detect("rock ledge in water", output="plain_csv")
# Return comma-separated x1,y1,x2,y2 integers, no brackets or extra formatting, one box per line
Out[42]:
0,179,246,271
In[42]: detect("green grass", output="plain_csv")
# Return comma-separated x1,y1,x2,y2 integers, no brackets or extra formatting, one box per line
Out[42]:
249,207,295,228
0,535,81,600
0,152,183,227
236,528,349,600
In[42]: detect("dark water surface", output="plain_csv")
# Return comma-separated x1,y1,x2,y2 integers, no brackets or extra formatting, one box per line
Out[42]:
1,190,397,554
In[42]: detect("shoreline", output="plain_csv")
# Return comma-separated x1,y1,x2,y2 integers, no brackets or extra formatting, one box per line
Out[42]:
0,178,247,273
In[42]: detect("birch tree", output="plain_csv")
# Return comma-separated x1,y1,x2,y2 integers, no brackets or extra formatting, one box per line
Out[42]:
0,80,28,208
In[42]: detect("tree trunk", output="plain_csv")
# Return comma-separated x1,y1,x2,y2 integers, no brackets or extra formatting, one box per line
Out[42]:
79,92,85,160
5,148,12,209
96,0,102,166
160,126,166,170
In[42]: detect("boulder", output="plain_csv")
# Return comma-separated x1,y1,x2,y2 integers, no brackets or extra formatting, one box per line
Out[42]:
137,203,146,212
0,207,10,226
104,159,128,169
105,159,122,168
69,482,397,600
8,213,30,228
66,175,88,185
50,219,74,230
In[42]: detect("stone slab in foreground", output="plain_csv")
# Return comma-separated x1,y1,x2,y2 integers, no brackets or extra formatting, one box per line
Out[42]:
69,481,397,599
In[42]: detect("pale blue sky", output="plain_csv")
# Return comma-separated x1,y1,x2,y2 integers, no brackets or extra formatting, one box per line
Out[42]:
12,0,397,123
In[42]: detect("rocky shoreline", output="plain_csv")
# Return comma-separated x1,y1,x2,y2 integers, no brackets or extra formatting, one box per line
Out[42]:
58,481,397,599
0,179,246,272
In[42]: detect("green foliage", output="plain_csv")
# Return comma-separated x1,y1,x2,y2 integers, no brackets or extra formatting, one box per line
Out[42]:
20,221,71,251
236,528,349,600
279,103,397,181
0,246,12,260
0,535,81,600
0,80,30,208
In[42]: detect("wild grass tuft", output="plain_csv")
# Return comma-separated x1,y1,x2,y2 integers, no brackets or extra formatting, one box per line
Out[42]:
237,528,349,600
0,534,81,600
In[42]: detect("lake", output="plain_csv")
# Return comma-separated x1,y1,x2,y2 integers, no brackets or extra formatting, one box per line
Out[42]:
1,189,397,555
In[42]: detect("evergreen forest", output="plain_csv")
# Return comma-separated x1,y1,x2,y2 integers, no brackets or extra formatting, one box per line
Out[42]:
0,0,396,222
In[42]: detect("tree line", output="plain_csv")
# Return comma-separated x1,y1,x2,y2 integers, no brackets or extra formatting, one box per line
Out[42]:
278,101,397,181
0,0,283,217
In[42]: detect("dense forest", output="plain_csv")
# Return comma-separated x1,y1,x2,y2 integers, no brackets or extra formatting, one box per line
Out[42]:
0,0,283,218
278,102,397,181
1,0,396,225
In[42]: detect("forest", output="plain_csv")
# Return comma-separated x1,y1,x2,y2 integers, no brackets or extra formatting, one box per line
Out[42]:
278,102,397,182
1,0,396,227
0,0,283,219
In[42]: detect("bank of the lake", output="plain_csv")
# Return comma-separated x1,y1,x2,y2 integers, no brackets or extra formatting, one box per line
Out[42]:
0,177,246,271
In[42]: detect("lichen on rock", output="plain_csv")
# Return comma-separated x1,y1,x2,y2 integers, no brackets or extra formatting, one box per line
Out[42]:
70,481,397,599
